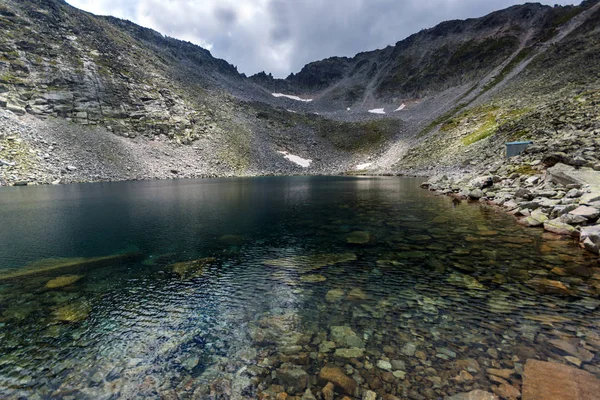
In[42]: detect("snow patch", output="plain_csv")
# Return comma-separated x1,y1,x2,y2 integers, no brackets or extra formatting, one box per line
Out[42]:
356,163,373,170
272,93,313,102
347,107,351,111
368,108,386,114
394,103,406,112
278,151,312,168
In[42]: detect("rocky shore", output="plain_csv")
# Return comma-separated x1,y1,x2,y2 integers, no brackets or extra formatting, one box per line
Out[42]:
421,159,600,258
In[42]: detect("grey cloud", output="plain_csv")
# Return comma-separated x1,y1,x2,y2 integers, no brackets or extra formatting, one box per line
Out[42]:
214,7,237,25
67,0,579,78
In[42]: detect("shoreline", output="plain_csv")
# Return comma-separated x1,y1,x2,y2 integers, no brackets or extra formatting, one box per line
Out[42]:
419,164,600,259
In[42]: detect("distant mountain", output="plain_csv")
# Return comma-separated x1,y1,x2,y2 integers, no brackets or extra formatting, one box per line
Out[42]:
0,0,599,185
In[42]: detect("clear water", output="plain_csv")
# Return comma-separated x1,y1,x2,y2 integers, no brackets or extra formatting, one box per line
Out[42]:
0,176,598,399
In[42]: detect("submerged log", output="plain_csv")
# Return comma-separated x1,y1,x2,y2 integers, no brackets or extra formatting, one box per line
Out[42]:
0,252,144,282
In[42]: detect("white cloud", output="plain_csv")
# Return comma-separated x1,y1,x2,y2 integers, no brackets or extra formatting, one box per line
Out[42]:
66,0,579,78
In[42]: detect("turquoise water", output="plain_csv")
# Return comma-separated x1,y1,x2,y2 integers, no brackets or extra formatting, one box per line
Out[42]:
0,176,598,399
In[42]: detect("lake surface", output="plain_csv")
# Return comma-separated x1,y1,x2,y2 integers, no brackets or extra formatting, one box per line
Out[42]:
0,176,598,399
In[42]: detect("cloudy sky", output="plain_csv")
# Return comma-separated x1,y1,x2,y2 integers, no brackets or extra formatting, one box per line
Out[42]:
66,0,577,78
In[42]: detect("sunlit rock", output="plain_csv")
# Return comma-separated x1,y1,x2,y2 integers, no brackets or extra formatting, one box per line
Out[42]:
45,275,84,289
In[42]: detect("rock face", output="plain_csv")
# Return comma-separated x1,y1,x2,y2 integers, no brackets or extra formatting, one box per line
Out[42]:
522,360,600,400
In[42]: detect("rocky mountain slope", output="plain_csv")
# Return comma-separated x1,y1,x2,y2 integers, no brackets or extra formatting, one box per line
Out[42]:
0,0,599,186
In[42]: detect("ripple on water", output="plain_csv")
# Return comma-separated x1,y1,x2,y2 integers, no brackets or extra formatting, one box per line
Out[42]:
0,177,598,399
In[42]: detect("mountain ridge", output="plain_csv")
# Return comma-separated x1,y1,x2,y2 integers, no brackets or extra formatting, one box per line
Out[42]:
0,0,599,186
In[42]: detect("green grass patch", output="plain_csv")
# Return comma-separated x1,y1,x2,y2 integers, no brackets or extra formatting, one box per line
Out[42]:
461,112,498,145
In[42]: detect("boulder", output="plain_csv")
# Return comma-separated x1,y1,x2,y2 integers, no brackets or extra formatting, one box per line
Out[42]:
522,359,600,400
543,152,571,167
547,163,600,187
570,206,599,220
580,192,600,205
469,189,484,200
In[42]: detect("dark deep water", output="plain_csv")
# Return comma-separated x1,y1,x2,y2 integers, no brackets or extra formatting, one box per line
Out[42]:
0,176,598,399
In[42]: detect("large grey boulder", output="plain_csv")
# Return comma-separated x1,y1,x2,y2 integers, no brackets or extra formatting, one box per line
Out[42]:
547,163,600,187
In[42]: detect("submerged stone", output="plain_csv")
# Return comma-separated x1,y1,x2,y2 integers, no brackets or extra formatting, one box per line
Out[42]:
218,235,245,246
347,288,368,301
53,300,92,323
0,252,144,282
170,257,216,278
325,289,345,302
346,231,372,244
300,274,326,283
45,275,84,289
445,390,498,400
318,366,357,395
447,273,486,290
522,359,600,400
334,348,364,359
527,278,572,296
264,253,357,271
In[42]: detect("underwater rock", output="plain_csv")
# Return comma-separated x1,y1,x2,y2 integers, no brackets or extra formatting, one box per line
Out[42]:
334,348,364,359
52,300,91,323
522,359,600,400
276,365,308,394
318,366,357,395
45,275,84,289
330,326,364,348
300,274,326,283
218,235,245,246
377,360,392,371
527,278,572,296
445,390,498,400
265,253,357,271
326,289,345,302
346,231,372,244
447,273,486,290
0,252,144,282
170,257,216,279
347,288,368,301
